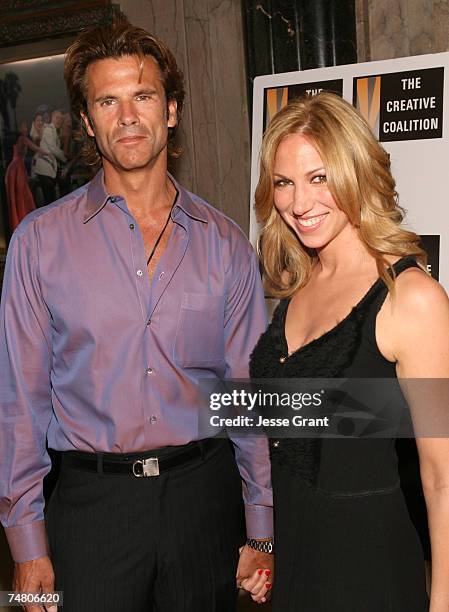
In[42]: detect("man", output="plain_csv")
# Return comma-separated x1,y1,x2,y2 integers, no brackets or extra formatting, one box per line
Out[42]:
0,18,273,612
33,109,67,206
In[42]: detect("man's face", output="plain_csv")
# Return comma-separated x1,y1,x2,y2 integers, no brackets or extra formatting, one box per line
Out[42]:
81,54,177,172
52,111,63,129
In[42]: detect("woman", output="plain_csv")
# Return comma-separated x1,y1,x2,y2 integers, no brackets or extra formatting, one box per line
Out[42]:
29,112,44,145
5,119,48,230
246,93,449,610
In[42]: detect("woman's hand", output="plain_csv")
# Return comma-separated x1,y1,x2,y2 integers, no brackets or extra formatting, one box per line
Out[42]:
240,567,272,604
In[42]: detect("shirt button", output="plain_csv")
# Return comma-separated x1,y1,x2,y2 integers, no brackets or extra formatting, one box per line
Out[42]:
129,223,135,230
148,415,157,424
137,269,143,277
158,272,164,280
110,196,117,203
146,319,151,326
145,367,153,375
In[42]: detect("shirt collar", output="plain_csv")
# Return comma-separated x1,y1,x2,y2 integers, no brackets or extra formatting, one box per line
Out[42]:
83,169,208,224
83,170,110,223
168,172,207,224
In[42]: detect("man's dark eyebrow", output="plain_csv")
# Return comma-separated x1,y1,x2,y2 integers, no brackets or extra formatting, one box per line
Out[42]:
93,89,158,104
134,88,158,97
93,94,116,104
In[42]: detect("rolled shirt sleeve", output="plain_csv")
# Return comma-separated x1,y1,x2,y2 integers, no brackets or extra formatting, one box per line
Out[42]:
223,239,273,539
0,226,53,562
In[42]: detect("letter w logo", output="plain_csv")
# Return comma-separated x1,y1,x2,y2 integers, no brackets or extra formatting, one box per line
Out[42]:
355,76,381,137
265,87,288,128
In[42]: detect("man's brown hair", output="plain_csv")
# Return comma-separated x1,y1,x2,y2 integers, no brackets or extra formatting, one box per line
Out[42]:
64,16,185,166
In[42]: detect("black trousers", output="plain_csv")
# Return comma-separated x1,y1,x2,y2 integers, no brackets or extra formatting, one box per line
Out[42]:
46,439,245,612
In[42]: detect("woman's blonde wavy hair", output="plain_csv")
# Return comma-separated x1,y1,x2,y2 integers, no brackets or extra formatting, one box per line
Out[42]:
255,92,426,298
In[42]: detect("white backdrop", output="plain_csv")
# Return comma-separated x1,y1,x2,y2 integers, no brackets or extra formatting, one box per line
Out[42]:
250,52,449,290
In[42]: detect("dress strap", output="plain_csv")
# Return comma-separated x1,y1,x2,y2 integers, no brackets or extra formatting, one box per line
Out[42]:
360,255,420,316
358,256,420,360
270,299,289,354
391,255,420,276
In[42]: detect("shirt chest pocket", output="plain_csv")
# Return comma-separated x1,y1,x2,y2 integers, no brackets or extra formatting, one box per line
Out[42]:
174,293,225,368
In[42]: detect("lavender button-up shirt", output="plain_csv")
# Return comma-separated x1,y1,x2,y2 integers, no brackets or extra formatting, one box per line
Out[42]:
0,171,272,563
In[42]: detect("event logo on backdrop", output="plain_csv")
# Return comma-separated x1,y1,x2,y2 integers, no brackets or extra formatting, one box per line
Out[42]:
420,235,441,280
264,79,343,128
353,67,444,141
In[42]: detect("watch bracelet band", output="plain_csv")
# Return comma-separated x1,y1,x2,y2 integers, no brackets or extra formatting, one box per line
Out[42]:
246,538,274,554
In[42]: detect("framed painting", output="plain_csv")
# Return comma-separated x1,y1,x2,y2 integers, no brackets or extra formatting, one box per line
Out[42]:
0,54,77,246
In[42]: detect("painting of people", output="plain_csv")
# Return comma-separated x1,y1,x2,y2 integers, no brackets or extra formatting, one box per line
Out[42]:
0,53,94,256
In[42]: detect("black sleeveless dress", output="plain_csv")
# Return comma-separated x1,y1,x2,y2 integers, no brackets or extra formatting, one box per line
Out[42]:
250,257,429,612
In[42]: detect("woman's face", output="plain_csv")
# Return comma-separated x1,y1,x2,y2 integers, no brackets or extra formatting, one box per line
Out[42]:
273,133,352,252
33,115,44,131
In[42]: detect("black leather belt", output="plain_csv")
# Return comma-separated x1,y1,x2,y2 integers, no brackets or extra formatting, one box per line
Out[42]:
61,437,223,477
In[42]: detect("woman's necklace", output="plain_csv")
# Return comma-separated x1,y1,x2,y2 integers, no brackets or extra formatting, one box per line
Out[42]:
146,203,174,266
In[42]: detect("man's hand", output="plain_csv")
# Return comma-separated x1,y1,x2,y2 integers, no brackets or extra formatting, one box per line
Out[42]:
13,555,56,612
236,544,274,604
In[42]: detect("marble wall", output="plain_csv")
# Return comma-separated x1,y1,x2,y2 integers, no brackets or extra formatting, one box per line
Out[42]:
356,0,449,62
120,0,252,233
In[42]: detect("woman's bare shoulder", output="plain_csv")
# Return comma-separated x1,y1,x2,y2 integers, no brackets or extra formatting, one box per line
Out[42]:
393,267,449,314
379,266,449,375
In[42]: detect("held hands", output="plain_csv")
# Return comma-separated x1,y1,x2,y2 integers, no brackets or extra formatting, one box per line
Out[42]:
240,566,273,604
13,555,57,612
236,544,274,604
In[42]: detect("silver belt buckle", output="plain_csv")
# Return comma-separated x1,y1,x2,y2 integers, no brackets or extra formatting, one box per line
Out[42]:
132,457,160,477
